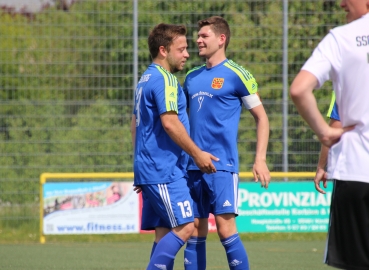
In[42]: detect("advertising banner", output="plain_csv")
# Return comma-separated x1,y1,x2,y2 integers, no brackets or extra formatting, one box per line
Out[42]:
236,181,332,232
42,182,139,234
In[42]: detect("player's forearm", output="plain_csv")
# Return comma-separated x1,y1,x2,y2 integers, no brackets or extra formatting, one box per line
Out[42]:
317,145,329,169
317,119,342,169
161,114,202,159
254,115,269,162
293,95,328,138
170,132,201,158
290,71,331,140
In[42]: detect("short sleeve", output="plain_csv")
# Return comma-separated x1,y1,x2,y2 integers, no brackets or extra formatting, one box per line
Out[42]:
302,32,341,89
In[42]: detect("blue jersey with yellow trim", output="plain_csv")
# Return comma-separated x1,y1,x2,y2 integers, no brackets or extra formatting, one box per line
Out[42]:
133,63,189,185
327,91,340,121
183,59,258,173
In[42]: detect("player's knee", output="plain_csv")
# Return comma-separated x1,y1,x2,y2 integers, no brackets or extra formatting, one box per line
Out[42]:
217,226,237,239
174,222,195,241
183,222,195,239
216,220,237,239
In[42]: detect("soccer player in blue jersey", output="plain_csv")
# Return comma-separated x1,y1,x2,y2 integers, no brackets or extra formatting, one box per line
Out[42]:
314,92,341,194
131,23,219,270
183,16,271,270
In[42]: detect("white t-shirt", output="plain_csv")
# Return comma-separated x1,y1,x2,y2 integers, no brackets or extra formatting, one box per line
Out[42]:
302,13,369,183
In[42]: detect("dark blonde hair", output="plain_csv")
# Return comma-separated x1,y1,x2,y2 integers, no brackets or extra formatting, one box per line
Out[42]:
148,23,187,59
198,16,231,50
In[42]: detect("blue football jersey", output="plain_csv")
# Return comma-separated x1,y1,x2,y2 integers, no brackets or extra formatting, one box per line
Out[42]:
133,63,189,185
184,59,258,173
327,91,340,121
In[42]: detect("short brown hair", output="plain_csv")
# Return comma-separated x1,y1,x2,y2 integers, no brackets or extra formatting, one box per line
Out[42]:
198,16,231,50
148,23,187,59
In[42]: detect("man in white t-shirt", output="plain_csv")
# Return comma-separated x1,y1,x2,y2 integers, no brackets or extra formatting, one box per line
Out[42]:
290,0,369,269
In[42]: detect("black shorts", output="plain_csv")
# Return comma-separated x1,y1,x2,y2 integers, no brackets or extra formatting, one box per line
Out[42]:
324,180,369,270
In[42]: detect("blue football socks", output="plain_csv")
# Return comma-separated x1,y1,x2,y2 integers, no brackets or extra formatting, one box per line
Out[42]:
147,231,184,270
221,233,249,270
184,236,207,270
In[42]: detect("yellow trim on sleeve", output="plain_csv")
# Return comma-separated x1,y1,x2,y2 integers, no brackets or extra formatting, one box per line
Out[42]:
224,61,258,94
326,91,336,118
156,66,178,113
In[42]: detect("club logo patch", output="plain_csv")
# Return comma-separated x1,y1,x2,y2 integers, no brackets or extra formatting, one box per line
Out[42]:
211,78,224,89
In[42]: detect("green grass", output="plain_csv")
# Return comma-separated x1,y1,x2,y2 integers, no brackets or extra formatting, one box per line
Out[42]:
0,240,329,269
0,228,330,269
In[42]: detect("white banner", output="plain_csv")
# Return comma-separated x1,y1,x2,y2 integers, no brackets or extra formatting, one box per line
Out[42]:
42,182,139,234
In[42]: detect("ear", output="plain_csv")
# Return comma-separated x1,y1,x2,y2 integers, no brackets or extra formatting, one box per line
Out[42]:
219,33,226,46
158,45,167,58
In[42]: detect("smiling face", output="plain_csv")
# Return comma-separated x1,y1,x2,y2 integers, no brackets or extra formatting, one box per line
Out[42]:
165,35,189,73
197,25,224,59
340,0,369,22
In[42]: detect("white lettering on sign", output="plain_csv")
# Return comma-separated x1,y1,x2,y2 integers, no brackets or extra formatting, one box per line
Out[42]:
238,189,331,208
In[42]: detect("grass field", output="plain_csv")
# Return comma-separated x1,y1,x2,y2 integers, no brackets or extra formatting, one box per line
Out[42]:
0,231,331,269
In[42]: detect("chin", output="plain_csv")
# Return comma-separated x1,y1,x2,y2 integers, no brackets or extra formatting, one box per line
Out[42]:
346,14,354,23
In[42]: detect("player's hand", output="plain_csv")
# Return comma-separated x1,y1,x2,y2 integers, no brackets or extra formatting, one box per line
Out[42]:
193,151,219,174
252,160,270,188
133,185,142,194
314,167,328,194
320,125,355,148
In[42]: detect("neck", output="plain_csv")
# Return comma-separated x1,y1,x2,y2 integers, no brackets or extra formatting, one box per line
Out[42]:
153,59,171,73
205,51,227,68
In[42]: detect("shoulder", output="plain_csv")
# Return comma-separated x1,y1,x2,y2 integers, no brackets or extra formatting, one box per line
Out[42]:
155,65,178,81
223,60,258,93
328,24,350,41
329,14,368,38
223,60,255,80
152,65,179,86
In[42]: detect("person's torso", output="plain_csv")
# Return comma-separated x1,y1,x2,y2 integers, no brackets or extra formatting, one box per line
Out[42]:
133,64,189,184
325,15,369,182
184,59,258,172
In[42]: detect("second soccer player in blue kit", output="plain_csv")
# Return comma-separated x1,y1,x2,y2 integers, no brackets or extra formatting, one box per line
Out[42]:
183,16,271,270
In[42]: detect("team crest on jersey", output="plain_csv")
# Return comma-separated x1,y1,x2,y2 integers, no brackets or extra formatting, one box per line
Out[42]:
211,78,224,89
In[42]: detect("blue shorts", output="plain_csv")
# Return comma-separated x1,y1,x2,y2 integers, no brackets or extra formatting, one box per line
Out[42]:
187,170,239,218
140,178,194,231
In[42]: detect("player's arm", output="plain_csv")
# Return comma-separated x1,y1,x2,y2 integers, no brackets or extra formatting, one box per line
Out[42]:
248,103,271,188
160,111,219,174
290,70,352,146
233,65,271,187
314,118,341,194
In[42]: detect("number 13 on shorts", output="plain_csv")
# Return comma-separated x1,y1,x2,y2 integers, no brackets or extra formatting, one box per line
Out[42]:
177,201,193,218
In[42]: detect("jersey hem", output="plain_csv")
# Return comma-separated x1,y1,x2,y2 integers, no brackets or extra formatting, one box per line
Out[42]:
329,177,369,184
